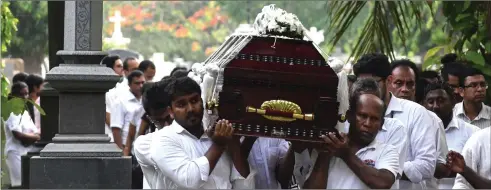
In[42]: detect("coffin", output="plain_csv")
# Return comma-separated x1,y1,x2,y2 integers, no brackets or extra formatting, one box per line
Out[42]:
198,33,342,142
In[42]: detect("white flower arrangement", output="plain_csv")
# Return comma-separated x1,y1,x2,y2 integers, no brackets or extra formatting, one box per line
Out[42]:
253,4,305,39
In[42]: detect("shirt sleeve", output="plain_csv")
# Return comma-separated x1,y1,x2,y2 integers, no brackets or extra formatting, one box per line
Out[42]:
105,91,112,113
6,113,23,132
150,133,210,189
375,144,400,182
230,165,256,189
385,119,409,177
436,122,449,164
110,100,124,129
403,110,438,183
452,133,480,189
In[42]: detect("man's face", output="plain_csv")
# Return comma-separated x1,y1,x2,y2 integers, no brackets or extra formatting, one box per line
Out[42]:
113,59,124,77
348,94,384,146
424,89,454,120
447,74,463,102
33,84,44,97
150,108,173,128
169,92,204,129
129,76,145,97
387,66,416,101
460,75,487,103
357,73,387,101
144,68,156,82
19,87,29,99
124,60,139,76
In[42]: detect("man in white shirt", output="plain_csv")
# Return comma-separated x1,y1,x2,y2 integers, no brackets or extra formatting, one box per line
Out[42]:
353,53,439,189
102,55,124,142
240,137,290,189
149,76,255,189
422,82,481,189
3,82,41,188
303,93,399,189
447,127,491,189
453,67,490,129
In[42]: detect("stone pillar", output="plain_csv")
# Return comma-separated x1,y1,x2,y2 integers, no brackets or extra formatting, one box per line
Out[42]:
28,1,131,188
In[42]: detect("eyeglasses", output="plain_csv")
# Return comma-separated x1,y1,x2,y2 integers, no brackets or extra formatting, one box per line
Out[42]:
464,82,489,89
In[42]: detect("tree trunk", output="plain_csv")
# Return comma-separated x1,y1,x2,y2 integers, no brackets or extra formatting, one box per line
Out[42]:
22,55,44,75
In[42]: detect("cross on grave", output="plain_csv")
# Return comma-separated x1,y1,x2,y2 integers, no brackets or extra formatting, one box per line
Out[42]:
104,10,130,46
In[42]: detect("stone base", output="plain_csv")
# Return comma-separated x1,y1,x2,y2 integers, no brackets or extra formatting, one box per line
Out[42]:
40,142,122,157
29,156,131,189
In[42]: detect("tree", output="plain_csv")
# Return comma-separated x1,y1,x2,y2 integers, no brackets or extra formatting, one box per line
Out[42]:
3,1,48,74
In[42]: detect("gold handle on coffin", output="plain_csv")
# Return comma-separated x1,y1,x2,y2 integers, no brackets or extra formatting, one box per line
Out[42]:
245,100,315,122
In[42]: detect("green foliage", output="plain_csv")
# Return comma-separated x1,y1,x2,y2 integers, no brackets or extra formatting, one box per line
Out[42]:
1,2,19,54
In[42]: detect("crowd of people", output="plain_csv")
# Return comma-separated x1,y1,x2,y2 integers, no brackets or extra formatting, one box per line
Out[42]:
3,52,490,189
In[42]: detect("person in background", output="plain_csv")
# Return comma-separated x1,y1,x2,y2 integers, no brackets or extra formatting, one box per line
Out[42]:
441,61,466,103
454,66,490,129
421,70,440,84
4,82,41,188
387,59,420,101
102,55,124,142
303,93,400,189
353,53,438,189
138,60,156,82
25,74,44,131
149,76,254,189
448,127,491,189
415,78,431,104
12,72,28,83
347,74,357,94
119,57,140,89
133,77,174,189
422,82,481,189
170,67,188,77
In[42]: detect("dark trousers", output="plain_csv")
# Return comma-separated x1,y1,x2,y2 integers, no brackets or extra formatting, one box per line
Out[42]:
131,154,143,189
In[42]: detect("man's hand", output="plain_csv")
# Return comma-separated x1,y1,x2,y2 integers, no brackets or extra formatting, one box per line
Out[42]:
123,147,131,156
446,150,466,173
208,119,234,147
320,132,350,159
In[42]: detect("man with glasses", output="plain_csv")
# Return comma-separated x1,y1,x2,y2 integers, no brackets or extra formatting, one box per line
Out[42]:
454,66,490,129
441,62,466,102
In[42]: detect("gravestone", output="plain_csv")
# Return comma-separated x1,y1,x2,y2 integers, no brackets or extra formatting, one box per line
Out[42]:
28,1,131,188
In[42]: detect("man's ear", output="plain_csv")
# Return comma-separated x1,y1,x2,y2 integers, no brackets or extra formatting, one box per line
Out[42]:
386,75,393,84
459,87,465,98
167,106,174,119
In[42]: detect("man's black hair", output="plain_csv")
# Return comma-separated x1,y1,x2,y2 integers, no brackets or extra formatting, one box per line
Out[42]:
415,78,430,103
123,57,137,71
127,70,144,84
420,70,440,81
138,60,156,72
459,65,485,87
10,82,28,99
348,75,357,83
441,53,458,64
143,76,172,114
423,81,456,104
165,76,201,104
25,74,44,94
170,67,188,76
390,59,420,81
101,55,120,69
353,53,391,79
350,78,381,98
441,61,465,82
12,72,28,83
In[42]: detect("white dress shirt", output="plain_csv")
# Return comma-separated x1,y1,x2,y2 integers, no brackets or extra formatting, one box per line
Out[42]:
424,111,449,189
298,140,399,189
110,89,142,146
134,131,168,189
453,102,491,129
248,137,289,189
131,106,146,136
452,127,490,189
105,78,128,142
385,94,439,189
436,117,480,189
149,121,256,189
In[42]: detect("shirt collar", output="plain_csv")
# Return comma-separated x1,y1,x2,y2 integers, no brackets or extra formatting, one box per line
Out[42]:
455,102,491,120
446,117,460,131
123,89,139,102
169,120,209,140
385,93,403,117
356,139,380,154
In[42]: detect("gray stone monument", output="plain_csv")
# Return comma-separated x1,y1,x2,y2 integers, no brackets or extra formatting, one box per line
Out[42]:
28,1,131,188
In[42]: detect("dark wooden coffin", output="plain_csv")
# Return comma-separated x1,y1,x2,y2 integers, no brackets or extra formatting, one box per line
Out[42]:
215,36,340,142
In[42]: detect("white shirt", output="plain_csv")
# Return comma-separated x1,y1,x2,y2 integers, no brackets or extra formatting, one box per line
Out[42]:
110,89,142,145
3,111,40,155
299,140,399,189
424,111,449,189
248,137,289,189
134,131,169,189
385,95,439,189
131,106,146,136
452,127,490,189
149,121,256,189
454,102,491,129
436,117,480,189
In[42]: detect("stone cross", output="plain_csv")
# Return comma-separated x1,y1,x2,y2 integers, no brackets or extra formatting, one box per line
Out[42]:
104,10,130,46
29,1,131,188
